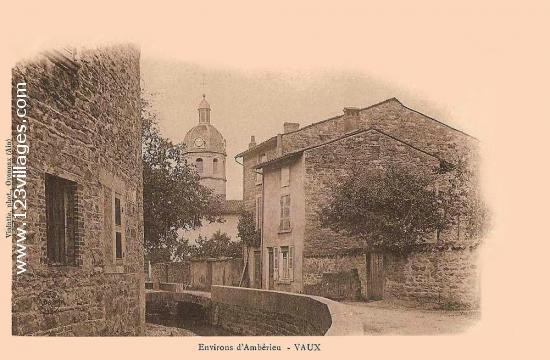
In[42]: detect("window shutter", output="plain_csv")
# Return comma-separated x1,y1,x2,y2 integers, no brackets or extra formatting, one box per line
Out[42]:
289,246,294,282
281,166,290,187
280,196,284,229
273,247,279,280
286,195,291,230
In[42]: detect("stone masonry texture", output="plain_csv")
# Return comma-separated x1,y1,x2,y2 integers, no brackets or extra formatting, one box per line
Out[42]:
11,45,145,335
239,98,480,306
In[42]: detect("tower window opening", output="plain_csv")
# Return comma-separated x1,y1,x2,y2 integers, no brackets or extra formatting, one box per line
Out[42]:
213,158,218,174
196,158,203,173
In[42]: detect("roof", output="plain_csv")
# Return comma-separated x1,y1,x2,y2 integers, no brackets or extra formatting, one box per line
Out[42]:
183,123,226,154
220,199,244,215
198,94,210,110
253,128,443,170
235,135,277,158
235,97,476,159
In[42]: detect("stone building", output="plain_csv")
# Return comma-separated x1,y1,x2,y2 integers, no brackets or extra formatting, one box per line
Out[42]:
235,98,481,307
11,45,145,335
180,95,242,243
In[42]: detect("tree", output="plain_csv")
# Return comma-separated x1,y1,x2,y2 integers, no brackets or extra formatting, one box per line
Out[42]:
318,163,488,254
438,158,489,245
236,211,261,286
141,93,221,263
187,231,242,259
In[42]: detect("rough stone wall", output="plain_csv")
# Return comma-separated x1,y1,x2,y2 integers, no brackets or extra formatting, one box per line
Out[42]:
151,262,190,284
384,248,480,308
303,255,367,299
11,45,144,336
211,258,242,287
300,130,441,300
188,258,243,290
213,303,324,335
210,286,331,336
281,98,477,164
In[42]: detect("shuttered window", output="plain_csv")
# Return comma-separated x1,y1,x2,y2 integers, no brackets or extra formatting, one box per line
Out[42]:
278,246,294,281
279,194,291,231
289,246,294,281
114,195,123,259
255,195,263,230
273,247,279,281
45,174,77,266
281,166,290,187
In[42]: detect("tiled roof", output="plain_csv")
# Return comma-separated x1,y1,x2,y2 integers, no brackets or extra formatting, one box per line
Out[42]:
253,128,444,170
235,97,476,159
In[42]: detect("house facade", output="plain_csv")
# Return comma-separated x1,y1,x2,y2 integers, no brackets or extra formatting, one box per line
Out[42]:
11,45,145,335
236,98,481,307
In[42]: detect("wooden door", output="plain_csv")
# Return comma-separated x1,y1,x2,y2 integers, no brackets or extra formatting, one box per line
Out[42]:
268,249,274,289
367,252,385,300
254,251,262,289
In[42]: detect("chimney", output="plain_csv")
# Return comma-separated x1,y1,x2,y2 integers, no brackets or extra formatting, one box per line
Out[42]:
249,135,257,149
343,107,360,132
283,122,300,134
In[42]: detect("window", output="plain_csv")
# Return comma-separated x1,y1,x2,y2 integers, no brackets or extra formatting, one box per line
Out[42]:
281,246,289,280
255,195,263,230
256,153,266,185
45,174,77,266
196,158,203,173
281,165,290,187
213,158,218,174
114,195,123,259
278,246,294,281
273,247,279,281
280,194,291,231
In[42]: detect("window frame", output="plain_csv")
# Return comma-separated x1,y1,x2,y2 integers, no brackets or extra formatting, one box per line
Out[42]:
281,165,290,187
113,193,125,265
45,174,78,267
277,245,294,283
212,158,218,174
255,194,263,231
196,158,204,174
279,194,291,232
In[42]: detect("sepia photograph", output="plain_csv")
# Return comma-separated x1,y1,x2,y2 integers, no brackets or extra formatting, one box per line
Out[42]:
2,0,549,358
10,44,485,337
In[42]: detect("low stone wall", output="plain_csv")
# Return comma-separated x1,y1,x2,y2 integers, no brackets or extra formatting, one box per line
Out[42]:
190,258,242,290
384,248,480,308
303,254,368,299
150,258,242,291
151,262,190,285
210,286,332,336
145,286,362,336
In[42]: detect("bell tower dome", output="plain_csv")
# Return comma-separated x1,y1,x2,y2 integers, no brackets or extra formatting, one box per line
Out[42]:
183,95,227,199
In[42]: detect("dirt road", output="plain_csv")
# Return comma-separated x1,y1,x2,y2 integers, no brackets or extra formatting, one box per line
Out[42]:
343,301,480,335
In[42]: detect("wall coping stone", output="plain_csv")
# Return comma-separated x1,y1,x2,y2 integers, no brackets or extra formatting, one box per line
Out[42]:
211,285,363,335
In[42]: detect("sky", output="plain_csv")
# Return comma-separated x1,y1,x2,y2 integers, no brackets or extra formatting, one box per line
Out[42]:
140,58,483,200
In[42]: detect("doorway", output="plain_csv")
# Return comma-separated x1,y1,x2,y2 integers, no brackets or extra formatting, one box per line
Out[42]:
253,250,262,289
268,248,274,289
367,252,385,300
